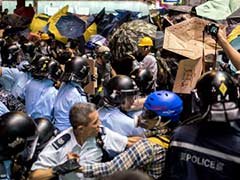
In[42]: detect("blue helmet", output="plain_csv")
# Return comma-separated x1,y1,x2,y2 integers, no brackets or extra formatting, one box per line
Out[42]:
144,90,183,122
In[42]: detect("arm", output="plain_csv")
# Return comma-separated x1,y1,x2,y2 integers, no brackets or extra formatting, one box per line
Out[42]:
217,28,240,70
127,136,143,147
80,139,164,179
29,158,81,180
29,168,55,180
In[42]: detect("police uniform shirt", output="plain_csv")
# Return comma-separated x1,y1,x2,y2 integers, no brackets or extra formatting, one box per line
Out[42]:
0,67,32,99
53,82,87,132
31,128,102,180
98,107,145,137
100,126,128,157
165,122,240,180
0,101,9,115
25,79,58,121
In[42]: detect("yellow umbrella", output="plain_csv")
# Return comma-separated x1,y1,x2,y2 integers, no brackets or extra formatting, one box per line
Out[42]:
48,5,69,43
29,13,50,33
83,22,97,41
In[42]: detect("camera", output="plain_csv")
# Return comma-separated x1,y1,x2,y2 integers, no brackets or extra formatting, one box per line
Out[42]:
204,23,219,38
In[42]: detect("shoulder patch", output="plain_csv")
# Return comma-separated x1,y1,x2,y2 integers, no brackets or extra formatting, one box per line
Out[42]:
52,133,71,150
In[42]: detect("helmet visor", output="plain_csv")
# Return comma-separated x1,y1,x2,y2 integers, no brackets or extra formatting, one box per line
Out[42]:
25,135,39,161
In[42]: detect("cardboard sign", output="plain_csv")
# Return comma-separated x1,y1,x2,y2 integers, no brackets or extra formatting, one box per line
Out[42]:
163,17,222,60
173,58,203,94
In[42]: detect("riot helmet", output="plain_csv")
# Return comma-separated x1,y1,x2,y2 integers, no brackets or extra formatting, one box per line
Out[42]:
104,75,139,106
62,56,90,86
31,56,63,82
130,68,154,95
6,44,20,66
56,49,72,65
34,118,56,150
0,112,38,161
0,38,6,48
139,90,183,129
195,70,239,113
21,41,36,58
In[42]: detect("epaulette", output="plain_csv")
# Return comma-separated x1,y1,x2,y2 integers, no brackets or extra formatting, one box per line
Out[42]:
52,133,71,150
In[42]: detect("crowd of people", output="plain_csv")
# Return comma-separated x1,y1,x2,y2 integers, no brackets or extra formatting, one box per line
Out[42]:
0,7,240,180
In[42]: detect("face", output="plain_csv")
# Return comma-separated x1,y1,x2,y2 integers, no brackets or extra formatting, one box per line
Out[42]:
120,95,136,111
137,109,160,129
74,111,100,143
138,46,145,56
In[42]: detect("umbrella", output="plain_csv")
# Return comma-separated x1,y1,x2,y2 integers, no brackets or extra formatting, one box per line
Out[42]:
226,8,240,34
47,5,69,43
29,13,50,33
3,14,31,28
109,19,157,61
55,15,86,39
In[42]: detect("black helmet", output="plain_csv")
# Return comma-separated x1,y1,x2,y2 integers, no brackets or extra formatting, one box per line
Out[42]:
195,70,239,112
34,118,55,150
6,44,20,66
8,44,20,55
104,75,139,105
56,50,72,65
21,41,36,58
130,68,154,95
0,38,6,48
31,56,63,82
62,56,90,85
0,112,38,161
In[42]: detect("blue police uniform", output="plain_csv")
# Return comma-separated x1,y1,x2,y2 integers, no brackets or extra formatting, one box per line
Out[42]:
31,128,102,180
0,160,11,180
0,67,32,99
98,106,145,137
53,82,87,132
0,101,9,116
165,120,240,180
25,79,58,121
31,126,127,180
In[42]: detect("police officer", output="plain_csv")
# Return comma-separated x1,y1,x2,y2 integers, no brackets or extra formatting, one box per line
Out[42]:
0,112,38,180
15,118,57,179
99,75,145,139
30,102,129,180
0,62,33,101
25,56,62,121
130,67,154,96
164,70,240,180
53,56,89,131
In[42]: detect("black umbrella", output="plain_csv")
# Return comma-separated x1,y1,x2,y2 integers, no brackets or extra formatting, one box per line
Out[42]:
55,15,86,39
